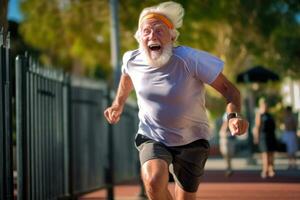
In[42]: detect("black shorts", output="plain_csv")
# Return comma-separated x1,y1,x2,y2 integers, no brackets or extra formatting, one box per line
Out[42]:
135,134,210,193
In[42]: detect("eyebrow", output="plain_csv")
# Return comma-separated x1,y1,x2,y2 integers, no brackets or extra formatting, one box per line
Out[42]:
142,24,166,30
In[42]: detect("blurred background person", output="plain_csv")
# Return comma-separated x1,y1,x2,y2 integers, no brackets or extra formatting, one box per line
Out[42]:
253,98,277,178
219,113,236,177
282,106,298,169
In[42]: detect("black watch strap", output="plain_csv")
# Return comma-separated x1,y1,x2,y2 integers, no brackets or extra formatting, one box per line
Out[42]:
227,112,239,121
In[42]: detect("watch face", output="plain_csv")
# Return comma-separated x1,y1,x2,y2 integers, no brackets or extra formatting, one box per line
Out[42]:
227,112,237,120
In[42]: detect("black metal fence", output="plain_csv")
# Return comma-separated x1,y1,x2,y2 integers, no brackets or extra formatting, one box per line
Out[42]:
113,104,139,183
69,78,109,197
1,29,14,200
16,56,69,199
14,55,139,200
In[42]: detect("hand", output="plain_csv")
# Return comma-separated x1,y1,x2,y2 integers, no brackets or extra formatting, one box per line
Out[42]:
228,117,249,136
103,104,123,124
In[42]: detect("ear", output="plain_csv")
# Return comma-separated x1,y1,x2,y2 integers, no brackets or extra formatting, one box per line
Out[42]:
170,32,176,41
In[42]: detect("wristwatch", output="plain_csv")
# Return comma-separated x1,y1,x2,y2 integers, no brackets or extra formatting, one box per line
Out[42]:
227,112,240,121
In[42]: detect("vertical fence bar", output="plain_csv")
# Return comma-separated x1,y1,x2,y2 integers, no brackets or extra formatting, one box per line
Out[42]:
3,32,13,200
52,80,58,198
1,27,14,200
0,32,13,200
34,68,41,200
62,77,68,198
16,55,29,200
48,76,53,199
57,79,65,198
37,71,42,199
54,80,60,198
0,27,5,200
41,72,46,199
45,75,50,199
26,62,31,200
65,74,73,199
29,70,35,200
106,87,114,200
31,61,37,200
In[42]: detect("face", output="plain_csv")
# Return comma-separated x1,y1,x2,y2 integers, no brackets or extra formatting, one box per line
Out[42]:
139,18,173,67
259,102,268,112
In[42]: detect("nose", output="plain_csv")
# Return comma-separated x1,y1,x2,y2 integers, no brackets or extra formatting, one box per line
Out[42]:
148,30,157,40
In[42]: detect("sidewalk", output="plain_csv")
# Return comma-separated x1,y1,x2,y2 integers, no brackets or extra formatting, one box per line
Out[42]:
80,155,300,200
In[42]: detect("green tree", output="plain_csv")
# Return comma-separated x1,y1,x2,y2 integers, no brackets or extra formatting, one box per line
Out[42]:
19,0,299,118
20,0,111,77
20,0,299,79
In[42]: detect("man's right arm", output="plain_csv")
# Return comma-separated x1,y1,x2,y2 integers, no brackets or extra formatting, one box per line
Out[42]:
104,74,134,124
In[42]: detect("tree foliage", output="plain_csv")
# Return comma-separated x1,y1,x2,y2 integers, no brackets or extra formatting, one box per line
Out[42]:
18,0,299,119
20,0,111,76
20,0,300,81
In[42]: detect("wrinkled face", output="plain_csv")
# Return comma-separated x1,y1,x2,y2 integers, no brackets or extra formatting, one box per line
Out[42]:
139,18,173,67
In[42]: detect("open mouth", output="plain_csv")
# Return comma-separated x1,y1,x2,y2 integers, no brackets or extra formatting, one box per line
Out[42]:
148,44,161,51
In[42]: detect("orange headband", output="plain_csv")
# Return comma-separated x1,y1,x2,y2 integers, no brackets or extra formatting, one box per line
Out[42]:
141,13,174,29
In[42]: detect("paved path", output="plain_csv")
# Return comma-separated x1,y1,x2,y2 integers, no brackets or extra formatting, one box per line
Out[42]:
80,157,300,200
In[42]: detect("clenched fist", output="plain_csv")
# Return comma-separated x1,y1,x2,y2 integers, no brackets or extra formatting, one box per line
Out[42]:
228,117,249,136
104,104,123,124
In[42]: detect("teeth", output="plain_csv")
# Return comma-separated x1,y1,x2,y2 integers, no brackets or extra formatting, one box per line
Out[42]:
149,44,160,48
148,44,161,51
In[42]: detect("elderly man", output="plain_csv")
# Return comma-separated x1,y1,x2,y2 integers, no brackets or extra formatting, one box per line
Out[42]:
104,1,248,200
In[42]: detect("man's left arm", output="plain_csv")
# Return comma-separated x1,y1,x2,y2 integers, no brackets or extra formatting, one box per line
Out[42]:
210,73,249,136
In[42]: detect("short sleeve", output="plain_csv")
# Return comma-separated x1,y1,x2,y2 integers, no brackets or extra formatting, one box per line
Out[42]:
185,48,224,84
121,51,133,75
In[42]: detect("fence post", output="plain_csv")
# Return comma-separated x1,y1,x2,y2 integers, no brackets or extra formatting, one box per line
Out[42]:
1,26,5,200
0,28,4,200
1,30,14,200
64,74,74,200
106,87,114,200
4,31,13,200
16,55,30,200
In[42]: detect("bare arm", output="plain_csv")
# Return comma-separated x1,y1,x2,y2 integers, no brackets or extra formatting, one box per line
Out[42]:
253,111,261,144
210,73,241,113
210,73,248,135
104,74,134,124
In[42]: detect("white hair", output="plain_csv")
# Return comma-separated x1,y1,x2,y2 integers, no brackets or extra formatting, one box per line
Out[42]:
134,1,184,43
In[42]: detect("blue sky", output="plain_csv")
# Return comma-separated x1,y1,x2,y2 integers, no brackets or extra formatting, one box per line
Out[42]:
7,0,23,22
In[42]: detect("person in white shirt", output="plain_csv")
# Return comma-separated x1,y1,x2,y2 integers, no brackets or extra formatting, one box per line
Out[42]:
104,1,248,199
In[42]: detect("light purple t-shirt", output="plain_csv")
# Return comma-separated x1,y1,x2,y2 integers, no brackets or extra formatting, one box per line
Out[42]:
122,46,224,146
